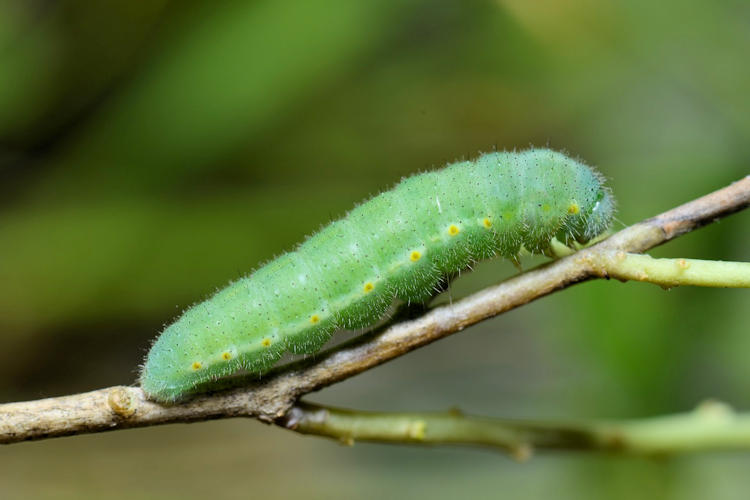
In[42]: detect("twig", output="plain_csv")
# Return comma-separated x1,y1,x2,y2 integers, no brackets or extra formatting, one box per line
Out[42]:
282,400,750,457
591,253,750,288
0,176,748,445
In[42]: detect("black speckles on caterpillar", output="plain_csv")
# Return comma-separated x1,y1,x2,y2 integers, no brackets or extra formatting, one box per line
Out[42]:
140,148,615,402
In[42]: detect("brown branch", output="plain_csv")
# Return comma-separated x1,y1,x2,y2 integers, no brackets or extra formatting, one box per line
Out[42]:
1,175,748,445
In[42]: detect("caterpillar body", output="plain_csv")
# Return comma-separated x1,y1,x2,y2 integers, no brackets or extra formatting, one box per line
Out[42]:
140,149,615,402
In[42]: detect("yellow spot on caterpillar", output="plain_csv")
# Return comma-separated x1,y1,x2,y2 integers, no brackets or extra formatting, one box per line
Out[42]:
448,225,460,236
191,362,202,371
222,352,232,360
262,338,272,347
363,282,374,293
410,250,422,262
482,218,492,228
567,202,580,215
310,315,320,324
677,259,690,270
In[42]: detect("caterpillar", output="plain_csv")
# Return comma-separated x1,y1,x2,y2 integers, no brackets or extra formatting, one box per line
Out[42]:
140,149,615,402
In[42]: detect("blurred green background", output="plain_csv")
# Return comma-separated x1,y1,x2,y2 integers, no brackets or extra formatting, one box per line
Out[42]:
1,0,749,498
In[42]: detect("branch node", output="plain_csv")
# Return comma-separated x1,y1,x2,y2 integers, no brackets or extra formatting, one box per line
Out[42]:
340,436,355,447
510,443,534,462
408,420,427,441
107,387,137,419
695,399,735,421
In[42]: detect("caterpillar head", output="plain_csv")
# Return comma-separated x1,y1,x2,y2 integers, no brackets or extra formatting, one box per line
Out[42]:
585,186,615,239
566,183,615,244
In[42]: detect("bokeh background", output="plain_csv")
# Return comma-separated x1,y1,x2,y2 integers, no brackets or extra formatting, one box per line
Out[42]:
1,0,749,498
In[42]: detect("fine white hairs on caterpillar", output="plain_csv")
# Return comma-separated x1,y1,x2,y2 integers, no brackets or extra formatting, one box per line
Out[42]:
140,149,615,402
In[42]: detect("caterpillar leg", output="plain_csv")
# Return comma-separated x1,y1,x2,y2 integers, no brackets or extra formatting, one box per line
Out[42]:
546,238,577,259
546,231,613,259
370,271,458,333
510,254,523,272
430,271,459,304
389,300,431,322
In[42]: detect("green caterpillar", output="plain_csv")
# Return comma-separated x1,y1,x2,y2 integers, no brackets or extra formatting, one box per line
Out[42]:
140,149,614,402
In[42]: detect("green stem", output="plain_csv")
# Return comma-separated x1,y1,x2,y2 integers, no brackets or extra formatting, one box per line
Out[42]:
594,252,750,288
282,400,750,458
548,239,750,288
